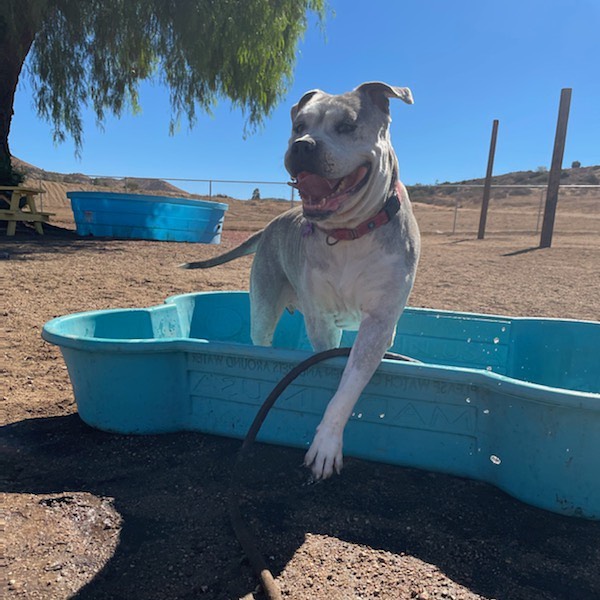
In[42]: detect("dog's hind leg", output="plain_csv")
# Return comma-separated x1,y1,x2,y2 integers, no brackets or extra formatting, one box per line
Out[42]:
303,313,342,352
249,262,295,347
250,295,289,347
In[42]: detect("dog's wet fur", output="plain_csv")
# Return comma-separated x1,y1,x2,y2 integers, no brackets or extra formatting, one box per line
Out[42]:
181,82,420,479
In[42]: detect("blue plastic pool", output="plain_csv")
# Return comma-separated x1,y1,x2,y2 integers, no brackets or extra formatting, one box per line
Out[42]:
42,291,600,519
67,191,228,243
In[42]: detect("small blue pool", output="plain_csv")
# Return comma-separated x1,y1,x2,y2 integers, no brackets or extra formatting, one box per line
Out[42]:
67,191,228,243
42,291,600,519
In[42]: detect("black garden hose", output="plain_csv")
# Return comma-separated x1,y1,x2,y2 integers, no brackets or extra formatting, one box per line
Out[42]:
227,347,418,600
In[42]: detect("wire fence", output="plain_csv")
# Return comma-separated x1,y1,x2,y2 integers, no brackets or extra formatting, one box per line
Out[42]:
407,184,600,237
81,175,296,203
164,178,599,238
29,171,600,239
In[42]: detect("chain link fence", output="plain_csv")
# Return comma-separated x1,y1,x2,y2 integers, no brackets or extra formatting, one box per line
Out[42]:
408,184,600,238
26,170,600,240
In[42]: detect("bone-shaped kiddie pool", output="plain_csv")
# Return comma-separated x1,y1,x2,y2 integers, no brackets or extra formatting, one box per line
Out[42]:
42,291,600,519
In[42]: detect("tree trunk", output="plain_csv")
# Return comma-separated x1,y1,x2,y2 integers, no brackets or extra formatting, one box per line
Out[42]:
0,19,37,185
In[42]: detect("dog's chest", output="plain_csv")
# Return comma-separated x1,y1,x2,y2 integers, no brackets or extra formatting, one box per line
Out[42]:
302,237,396,329
309,268,363,327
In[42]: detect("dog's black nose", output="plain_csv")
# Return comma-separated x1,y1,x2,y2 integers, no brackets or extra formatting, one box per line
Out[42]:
291,138,317,156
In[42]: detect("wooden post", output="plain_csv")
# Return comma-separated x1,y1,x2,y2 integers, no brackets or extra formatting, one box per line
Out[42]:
535,189,545,234
540,88,572,248
477,119,499,239
452,196,458,234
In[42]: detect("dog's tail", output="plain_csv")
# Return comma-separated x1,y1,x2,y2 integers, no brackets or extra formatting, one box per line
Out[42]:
179,230,263,269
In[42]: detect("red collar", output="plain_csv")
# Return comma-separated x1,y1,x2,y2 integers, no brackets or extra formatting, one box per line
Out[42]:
319,192,401,243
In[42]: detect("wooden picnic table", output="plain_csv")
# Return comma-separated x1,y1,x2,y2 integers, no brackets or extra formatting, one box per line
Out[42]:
0,186,54,236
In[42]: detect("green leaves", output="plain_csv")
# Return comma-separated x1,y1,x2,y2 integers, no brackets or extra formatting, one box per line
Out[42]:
15,0,326,150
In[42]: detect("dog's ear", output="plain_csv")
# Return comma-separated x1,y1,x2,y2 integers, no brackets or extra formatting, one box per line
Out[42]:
291,90,321,121
356,82,414,113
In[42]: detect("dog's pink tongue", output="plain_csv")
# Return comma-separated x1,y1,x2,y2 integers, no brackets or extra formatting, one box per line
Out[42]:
296,172,339,202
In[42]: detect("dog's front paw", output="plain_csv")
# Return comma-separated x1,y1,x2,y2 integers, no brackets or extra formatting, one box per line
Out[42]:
304,427,343,480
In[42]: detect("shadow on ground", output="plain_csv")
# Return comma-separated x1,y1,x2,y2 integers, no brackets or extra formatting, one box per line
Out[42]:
0,223,132,261
2,414,599,599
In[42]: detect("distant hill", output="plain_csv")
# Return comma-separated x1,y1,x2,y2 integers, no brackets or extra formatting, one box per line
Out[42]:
12,157,193,198
408,164,600,206
452,164,600,187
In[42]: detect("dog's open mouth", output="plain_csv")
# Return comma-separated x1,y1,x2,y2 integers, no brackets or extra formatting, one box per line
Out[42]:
289,163,370,218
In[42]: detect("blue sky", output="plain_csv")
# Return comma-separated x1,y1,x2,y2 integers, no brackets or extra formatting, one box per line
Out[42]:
10,0,600,199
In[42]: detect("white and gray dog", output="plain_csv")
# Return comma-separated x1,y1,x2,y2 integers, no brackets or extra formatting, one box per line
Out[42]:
182,82,420,479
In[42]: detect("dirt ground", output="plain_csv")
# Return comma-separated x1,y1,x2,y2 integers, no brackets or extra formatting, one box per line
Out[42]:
1,196,600,600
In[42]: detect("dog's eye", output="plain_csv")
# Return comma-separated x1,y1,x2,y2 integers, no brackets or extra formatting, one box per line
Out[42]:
293,122,305,135
336,121,357,134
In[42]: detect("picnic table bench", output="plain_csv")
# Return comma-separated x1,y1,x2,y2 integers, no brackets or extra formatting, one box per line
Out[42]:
0,186,54,236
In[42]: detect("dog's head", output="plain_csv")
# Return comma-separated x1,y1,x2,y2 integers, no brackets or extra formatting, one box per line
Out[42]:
285,81,413,223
